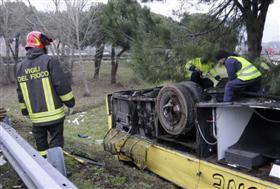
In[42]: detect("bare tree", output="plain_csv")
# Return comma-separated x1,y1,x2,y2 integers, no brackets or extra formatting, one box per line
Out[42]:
26,0,59,56
51,0,60,13
25,0,100,95
63,0,98,96
0,0,27,83
1,0,12,82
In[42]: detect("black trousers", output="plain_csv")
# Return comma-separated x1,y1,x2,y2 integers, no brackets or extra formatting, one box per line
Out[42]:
32,121,64,152
191,70,214,89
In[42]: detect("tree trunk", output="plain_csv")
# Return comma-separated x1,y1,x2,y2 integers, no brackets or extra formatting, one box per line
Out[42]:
243,1,270,61
13,33,20,76
70,48,75,74
4,37,14,83
246,28,261,61
74,7,90,96
68,47,75,84
0,56,9,84
93,42,104,80
6,38,18,82
78,51,90,96
111,47,127,84
111,46,117,84
246,19,264,61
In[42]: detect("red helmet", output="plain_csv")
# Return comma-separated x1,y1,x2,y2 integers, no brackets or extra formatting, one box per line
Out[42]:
25,31,53,49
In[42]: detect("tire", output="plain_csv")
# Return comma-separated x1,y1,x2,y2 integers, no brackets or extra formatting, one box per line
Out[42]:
156,84,195,135
179,81,205,102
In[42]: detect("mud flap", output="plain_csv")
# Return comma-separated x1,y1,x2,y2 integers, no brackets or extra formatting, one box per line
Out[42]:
47,147,66,176
104,129,151,169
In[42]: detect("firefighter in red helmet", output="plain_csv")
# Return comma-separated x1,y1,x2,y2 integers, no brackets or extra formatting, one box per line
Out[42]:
16,31,75,157
25,31,53,52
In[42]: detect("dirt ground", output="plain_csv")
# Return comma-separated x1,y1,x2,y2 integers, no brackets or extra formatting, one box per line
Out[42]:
0,62,177,189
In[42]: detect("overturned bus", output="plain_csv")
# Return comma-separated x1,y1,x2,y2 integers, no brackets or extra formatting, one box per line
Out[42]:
104,81,280,189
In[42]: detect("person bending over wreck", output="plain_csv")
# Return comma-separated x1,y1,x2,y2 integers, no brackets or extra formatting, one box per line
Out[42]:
215,50,262,102
185,55,221,89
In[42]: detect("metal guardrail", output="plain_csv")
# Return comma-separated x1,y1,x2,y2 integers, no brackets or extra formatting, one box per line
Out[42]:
0,122,78,189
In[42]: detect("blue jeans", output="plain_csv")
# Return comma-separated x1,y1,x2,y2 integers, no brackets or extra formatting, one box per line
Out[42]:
224,77,261,102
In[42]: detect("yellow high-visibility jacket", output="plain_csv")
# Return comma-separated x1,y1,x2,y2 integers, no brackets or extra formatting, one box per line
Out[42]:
185,57,218,79
228,56,262,81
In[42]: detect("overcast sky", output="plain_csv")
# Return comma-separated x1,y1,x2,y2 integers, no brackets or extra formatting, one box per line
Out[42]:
26,0,280,42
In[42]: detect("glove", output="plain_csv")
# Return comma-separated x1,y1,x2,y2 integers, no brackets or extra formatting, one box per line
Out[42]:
67,107,74,115
215,75,221,81
189,65,196,71
21,109,28,116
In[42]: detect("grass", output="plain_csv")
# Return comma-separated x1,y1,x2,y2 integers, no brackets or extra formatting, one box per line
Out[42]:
64,104,107,153
0,60,176,189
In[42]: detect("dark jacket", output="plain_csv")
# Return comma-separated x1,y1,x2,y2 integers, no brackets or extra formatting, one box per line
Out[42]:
224,58,242,80
16,48,75,126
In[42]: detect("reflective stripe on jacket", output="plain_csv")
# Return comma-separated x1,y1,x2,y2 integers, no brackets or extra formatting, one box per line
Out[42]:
185,57,218,78
228,56,262,81
16,48,75,126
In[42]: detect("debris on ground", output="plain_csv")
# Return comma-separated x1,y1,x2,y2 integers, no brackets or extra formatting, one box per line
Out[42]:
78,134,88,138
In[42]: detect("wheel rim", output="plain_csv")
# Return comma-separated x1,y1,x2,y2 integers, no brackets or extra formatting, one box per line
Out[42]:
157,84,195,135
162,96,182,127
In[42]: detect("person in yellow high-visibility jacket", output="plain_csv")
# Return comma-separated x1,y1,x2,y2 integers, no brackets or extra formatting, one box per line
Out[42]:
185,57,221,89
215,50,262,102
16,31,75,157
